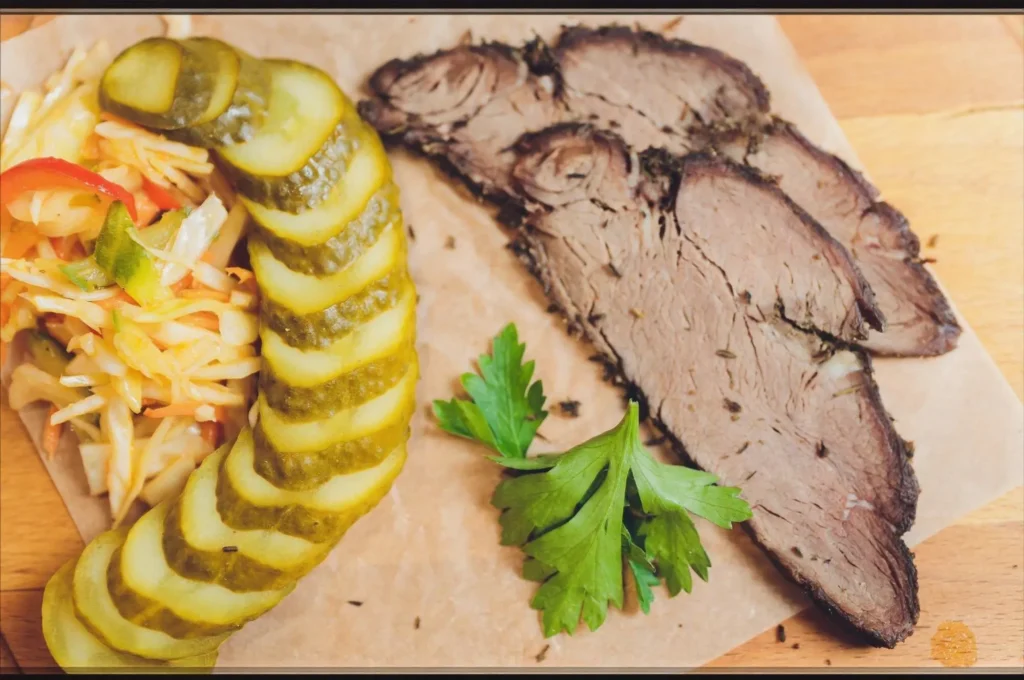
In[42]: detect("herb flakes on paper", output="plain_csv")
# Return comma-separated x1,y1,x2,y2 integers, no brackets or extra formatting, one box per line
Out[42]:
434,323,753,638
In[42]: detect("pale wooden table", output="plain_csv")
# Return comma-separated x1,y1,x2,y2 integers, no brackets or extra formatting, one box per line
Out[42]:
0,13,1021,673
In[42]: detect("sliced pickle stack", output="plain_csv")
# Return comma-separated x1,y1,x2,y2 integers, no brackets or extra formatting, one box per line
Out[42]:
41,36,417,672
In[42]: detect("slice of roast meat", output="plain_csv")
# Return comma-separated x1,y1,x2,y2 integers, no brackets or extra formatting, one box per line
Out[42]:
359,27,767,202
359,24,960,357
713,120,960,356
509,125,920,647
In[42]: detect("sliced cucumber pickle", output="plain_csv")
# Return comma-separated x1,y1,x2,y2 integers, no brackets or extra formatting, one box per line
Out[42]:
164,42,270,148
72,528,229,660
43,559,218,673
163,444,328,592
216,59,361,212
258,363,418,454
252,416,409,492
100,37,218,130
252,183,400,277
260,341,415,422
216,428,408,541
62,38,420,663
107,501,293,639
262,282,417,387
177,38,238,126
262,268,409,351
240,125,391,241
251,221,405,315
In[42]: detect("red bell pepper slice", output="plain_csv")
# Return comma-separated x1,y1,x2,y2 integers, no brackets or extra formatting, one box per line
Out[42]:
141,176,181,212
0,157,138,223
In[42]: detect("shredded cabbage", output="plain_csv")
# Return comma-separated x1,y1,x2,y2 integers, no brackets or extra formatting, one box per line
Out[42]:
1,83,100,171
160,194,227,286
4,189,106,238
148,319,219,347
217,309,259,346
3,41,263,526
192,261,233,292
170,335,220,375
190,358,260,381
138,454,195,507
112,317,174,381
50,393,107,425
72,333,128,377
111,370,144,414
59,373,107,388
201,201,249,270
22,294,108,330
2,258,118,301
102,394,134,522
8,363,84,410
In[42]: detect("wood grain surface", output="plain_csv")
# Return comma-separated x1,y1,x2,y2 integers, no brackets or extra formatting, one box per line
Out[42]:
0,13,1021,672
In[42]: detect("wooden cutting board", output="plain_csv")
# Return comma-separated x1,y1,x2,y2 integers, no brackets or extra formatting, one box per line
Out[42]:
0,13,1021,672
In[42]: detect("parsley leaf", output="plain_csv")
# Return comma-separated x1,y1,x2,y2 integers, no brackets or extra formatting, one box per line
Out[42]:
432,323,547,459
628,557,660,615
623,528,659,614
434,323,754,637
491,401,753,637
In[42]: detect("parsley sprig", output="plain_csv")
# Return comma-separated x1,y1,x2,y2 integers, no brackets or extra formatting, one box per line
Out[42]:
434,323,752,637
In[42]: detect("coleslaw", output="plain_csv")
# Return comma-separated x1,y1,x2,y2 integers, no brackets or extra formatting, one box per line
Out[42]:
0,37,260,526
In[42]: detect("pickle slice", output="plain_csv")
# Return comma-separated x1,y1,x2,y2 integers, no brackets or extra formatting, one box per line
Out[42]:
253,416,409,492
260,341,414,422
251,183,399,277
164,42,270,148
252,221,404,315
163,444,328,592
108,501,293,639
259,364,417,454
263,268,408,351
216,60,360,212
100,37,218,130
43,559,218,673
240,127,390,243
217,428,407,541
178,38,238,126
72,528,229,660
262,283,416,387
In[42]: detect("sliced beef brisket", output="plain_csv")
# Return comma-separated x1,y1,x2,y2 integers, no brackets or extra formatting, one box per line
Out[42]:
713,120,960,356
509,125,920,646
359,24,959,356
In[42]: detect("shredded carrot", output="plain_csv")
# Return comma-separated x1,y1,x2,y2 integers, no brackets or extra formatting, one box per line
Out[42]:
95,291,138,310
180,312,219,331
1,273,12,293
143,401,204,418
144,402,227,421
0,341,7,367
225,267,254,284
43,405,62,460
2,227,39,259
201,421,223,448
178,289,230,302
0,301,11,328
170,272,193,293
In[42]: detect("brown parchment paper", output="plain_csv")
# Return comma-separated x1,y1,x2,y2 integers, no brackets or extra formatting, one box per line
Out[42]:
1,13,1022,670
